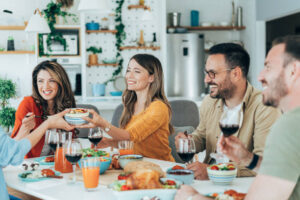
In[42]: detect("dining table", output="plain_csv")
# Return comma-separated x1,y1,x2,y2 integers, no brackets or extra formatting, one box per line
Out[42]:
4,153,254,200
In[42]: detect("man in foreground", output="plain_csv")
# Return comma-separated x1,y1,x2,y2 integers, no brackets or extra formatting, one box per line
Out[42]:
175,35,300,200
175,43,280,179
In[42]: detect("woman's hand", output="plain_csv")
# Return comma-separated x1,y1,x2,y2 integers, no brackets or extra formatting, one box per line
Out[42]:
74,109,104,129
15,113,36,140
46,109,74,131
93,137,113,149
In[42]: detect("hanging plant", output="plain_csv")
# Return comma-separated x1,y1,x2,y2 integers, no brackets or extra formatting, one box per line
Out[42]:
104,0,126,85
39,1,77,56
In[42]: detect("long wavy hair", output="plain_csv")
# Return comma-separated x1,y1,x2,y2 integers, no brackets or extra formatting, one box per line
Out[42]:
120,54,174,134
32,60,76,117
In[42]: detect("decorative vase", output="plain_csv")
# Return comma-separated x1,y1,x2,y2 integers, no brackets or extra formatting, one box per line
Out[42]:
88,54,98,65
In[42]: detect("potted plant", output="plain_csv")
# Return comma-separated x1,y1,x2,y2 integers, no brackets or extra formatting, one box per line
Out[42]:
0,78,16,133
87,46,102,65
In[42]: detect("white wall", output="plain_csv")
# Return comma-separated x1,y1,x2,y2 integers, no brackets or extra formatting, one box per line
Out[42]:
256,0,300,21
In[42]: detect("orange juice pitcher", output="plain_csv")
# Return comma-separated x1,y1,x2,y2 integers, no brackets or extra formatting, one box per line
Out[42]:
54,131,73,173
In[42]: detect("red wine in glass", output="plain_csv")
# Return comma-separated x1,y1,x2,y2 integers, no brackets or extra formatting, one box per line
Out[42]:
48,142,63,152
88,128,103,150
88,136,103,147
219,123,239,137
177,152,195,163
65,153,83,164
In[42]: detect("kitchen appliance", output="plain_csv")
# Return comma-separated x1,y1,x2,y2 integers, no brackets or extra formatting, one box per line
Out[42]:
40,29,79,56
167,33,205,98
168,12,181,27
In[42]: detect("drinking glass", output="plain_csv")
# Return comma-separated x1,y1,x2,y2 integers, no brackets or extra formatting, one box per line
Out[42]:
64,139,82,183
176,136,196,164
81,157,100,191
210,109,241,164
45,129,59,153
88,127,103,150
118,140,134,155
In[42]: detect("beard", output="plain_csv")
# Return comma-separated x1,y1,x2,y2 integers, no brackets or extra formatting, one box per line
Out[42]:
209,76,237,99
262,71,288,107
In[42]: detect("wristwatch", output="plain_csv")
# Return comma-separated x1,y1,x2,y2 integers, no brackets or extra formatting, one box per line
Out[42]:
104,123,112,132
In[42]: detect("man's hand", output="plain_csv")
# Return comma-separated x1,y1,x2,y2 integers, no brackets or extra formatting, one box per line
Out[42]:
46,109,74,131
74,109,103,129
175,132,188,149
219,135,253,166
175,185,209,200
187,161,209,180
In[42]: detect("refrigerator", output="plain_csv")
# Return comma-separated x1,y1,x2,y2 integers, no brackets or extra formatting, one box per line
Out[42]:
167,33,205,98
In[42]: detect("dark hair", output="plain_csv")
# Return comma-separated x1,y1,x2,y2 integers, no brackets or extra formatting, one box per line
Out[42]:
32,60,76,117
272,35,300,67
120,54,174,134
208,43,250,77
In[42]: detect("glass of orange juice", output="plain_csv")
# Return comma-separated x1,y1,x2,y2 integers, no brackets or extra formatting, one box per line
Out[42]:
81,157,100,191
118,140,134,155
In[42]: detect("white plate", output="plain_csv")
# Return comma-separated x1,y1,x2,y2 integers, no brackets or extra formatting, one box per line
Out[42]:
108,178,182,200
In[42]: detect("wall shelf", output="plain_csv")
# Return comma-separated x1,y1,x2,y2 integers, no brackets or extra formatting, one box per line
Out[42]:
128,5,150,10
86,30,117,34
0,25,26,30
87,63,118,67
0,51,34,54
179,26,246,31
120,46,160,51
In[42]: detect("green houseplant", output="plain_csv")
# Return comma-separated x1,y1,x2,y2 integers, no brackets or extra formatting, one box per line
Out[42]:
0,78,16,133
87,47,102,65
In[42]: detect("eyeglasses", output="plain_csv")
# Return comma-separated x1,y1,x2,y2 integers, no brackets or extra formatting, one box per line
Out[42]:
204,69,232,79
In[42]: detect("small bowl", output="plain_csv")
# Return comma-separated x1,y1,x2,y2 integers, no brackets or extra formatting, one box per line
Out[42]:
219,21,230,26
78,157,111,174
166,169,194,185
207,167,237,185
118,154,143,169
64,108,89,125
110,91,123,96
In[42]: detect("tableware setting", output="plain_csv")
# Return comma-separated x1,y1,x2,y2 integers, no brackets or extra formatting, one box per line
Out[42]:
79,156,111,174
64,108,89,125
108,178,182,200
118,140,134,155
207,163,237,185
18,169,62,182
81,157,101,191
118,154,144,169
34,156,54,166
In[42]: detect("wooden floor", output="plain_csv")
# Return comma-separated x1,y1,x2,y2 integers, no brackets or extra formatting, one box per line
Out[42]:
7,187,41,200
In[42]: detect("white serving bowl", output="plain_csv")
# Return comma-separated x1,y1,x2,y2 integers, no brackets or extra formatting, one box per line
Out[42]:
64,108,89,125
207,167,237,185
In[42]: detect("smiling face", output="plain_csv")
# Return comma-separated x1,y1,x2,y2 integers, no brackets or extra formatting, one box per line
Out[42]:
204,54,236,99
125,59,154,92
258,44,288,107
37,70,59,102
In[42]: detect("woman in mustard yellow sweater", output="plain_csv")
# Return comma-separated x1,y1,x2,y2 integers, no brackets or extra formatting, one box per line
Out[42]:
77,54,174,161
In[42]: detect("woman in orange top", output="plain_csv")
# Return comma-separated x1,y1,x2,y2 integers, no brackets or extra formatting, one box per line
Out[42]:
76,54,174,161
11,61,76,158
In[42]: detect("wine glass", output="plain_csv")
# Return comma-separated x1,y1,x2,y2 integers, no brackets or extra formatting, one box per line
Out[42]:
176,136,196,164
211,108,242,164
88,127,103,150
64,139,82,183
45,129,59,154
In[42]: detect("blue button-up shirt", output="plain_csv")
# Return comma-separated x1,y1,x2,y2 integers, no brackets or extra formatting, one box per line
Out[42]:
0,128,31,200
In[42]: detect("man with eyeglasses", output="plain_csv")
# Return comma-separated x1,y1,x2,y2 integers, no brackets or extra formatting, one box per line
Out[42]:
175,43,280,180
